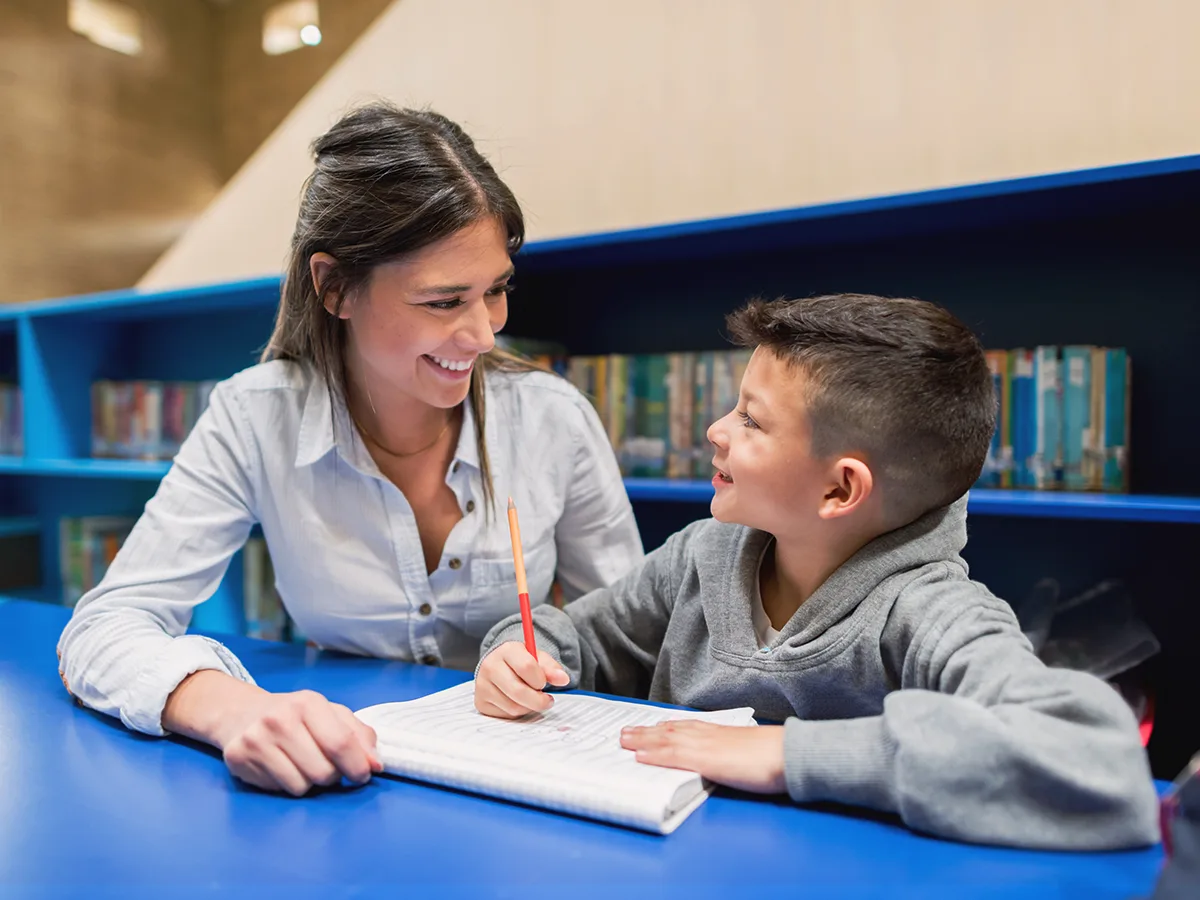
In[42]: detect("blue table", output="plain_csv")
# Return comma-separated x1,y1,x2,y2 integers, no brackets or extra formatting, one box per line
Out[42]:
0,598,1165,899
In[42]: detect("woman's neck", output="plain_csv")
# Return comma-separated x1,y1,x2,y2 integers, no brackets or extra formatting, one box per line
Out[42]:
343,362,458,459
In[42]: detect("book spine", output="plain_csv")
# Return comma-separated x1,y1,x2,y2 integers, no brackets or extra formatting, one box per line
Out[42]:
692,352,714,478
1103,348,1130,492
1010,350,1035,488
607,355,627,455
666,353,695,479
641,355,669,477
1061,346,1091,490
1033,346,1062,489
1086,347,1107,490
978,350,1007,487
143,381,163,460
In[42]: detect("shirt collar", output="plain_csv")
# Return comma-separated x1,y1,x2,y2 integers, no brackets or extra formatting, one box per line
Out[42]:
452,369,503,482
295,367,339,468
295,363,503,480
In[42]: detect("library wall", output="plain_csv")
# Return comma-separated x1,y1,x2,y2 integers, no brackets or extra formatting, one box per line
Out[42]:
141,0,1200,289
0,0,220,306
0,0,390,306
212,0,393,180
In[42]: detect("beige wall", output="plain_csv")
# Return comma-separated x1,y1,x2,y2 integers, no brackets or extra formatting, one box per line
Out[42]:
0,0,389,305
0,0,219,304
213,0,392,180
141,0,1200,291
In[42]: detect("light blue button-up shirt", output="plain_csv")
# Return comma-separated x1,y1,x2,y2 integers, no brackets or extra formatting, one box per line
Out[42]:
57,360,644,735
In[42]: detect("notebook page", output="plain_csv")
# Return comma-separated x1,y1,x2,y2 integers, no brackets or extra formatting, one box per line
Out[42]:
356,682,755,833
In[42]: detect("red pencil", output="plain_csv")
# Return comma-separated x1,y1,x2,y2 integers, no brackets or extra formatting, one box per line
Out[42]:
506,497,538,659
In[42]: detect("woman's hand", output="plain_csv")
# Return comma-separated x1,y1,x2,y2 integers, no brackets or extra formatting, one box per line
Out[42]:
163,670,383,796
474,642,571,718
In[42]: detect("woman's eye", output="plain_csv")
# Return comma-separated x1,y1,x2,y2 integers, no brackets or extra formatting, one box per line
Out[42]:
486,283,513,298
426,298,465,311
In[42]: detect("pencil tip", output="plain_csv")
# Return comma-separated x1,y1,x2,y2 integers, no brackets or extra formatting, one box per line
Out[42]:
507,496,515,509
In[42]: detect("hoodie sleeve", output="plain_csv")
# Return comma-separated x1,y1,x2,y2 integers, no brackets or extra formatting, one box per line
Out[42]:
781,566,1160,850
478,522,693,697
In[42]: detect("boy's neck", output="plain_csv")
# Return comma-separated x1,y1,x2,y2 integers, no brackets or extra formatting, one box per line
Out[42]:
760,528,876,631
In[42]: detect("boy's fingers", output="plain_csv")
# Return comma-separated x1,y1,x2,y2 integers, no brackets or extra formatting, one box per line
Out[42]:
479,681,535,718
538,653,570,686
504,644,549,689
495,660,554,712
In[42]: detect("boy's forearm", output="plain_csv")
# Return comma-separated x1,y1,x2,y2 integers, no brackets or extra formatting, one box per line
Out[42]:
782,681,1161,850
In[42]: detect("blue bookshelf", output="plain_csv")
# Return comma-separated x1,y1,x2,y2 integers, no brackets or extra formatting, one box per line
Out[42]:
1,151,1198,774
622,479,1200,524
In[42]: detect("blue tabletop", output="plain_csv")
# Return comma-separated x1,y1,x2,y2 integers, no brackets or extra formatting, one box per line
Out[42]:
0,598,1165,899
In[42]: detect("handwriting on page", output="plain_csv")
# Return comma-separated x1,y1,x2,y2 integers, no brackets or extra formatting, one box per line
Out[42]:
365,682,751,785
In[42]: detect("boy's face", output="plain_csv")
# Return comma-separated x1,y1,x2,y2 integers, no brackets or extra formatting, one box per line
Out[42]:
706,348,830,537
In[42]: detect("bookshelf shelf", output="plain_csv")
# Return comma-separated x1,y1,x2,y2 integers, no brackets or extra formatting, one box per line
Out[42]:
0,457,172,479
623,479,1200,524
0,516,41,538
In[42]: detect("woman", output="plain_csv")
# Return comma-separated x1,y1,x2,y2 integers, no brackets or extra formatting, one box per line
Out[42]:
57,103,644,796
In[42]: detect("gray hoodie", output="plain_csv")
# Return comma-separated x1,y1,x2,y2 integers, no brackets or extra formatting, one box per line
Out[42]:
480,497,1160,849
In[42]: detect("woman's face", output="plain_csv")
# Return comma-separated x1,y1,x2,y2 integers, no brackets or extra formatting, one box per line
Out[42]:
322,217,514,410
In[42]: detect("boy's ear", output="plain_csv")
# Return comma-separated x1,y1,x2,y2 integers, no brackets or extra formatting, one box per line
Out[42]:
818,457,874,520
310,252,350,319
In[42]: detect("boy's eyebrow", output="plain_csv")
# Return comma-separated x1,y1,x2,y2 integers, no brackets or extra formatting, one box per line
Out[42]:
416,266,515,296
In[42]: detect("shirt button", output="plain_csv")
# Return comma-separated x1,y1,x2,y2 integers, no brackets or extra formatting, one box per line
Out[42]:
448,558,462,570
419,603,432,616
421,654,439,666
452,462,460,474
465,500,475,514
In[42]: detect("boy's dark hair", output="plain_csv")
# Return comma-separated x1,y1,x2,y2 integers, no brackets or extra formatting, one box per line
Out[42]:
726,294,995,522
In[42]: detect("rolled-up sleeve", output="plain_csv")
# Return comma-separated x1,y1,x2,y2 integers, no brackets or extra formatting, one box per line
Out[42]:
57,380,260,736
553,398,644,602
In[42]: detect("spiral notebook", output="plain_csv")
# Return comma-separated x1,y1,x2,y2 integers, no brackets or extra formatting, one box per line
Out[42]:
354,681,756,834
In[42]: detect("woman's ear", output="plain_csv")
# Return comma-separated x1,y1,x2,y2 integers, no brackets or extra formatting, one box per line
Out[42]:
309,252,348,318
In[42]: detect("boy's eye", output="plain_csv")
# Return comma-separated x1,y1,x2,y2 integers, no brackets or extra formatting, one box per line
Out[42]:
426,298,464,311
486,282,514,299
736,410,759,429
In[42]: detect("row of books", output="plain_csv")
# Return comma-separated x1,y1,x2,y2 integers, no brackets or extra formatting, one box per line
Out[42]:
561,345,1131,492
0,384,21,456
566,352,752,478
60,515,135,606
59,516,301,644
978,347,1130,492
243,537,303,643
91,380,219,460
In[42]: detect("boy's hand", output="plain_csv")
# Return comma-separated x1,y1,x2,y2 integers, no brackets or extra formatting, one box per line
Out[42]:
474,642,571,719
620,722,787,794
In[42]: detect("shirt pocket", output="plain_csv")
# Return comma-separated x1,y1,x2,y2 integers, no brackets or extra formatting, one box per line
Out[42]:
464,535,557,639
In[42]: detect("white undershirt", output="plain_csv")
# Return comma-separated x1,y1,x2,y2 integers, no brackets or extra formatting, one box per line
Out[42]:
750,589,782,650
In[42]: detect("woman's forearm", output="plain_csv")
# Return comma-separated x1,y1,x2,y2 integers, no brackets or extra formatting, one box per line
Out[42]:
163,669,271,749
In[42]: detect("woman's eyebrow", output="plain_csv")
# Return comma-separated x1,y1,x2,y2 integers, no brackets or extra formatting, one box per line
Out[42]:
415,266,515,296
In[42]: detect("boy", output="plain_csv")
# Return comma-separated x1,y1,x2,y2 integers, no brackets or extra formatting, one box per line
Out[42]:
475,294,1159,849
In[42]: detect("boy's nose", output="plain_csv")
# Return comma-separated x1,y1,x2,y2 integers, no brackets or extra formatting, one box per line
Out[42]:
707,415,729,449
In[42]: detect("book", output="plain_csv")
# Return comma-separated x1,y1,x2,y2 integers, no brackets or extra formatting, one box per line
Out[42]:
1061,346,1092,490
354,681,756,834
1033,346,1062,489
1010,349,1036,488
1102,348,1131,492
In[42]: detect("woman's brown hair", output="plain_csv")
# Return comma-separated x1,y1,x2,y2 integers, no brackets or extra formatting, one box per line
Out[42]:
263,101,537,515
